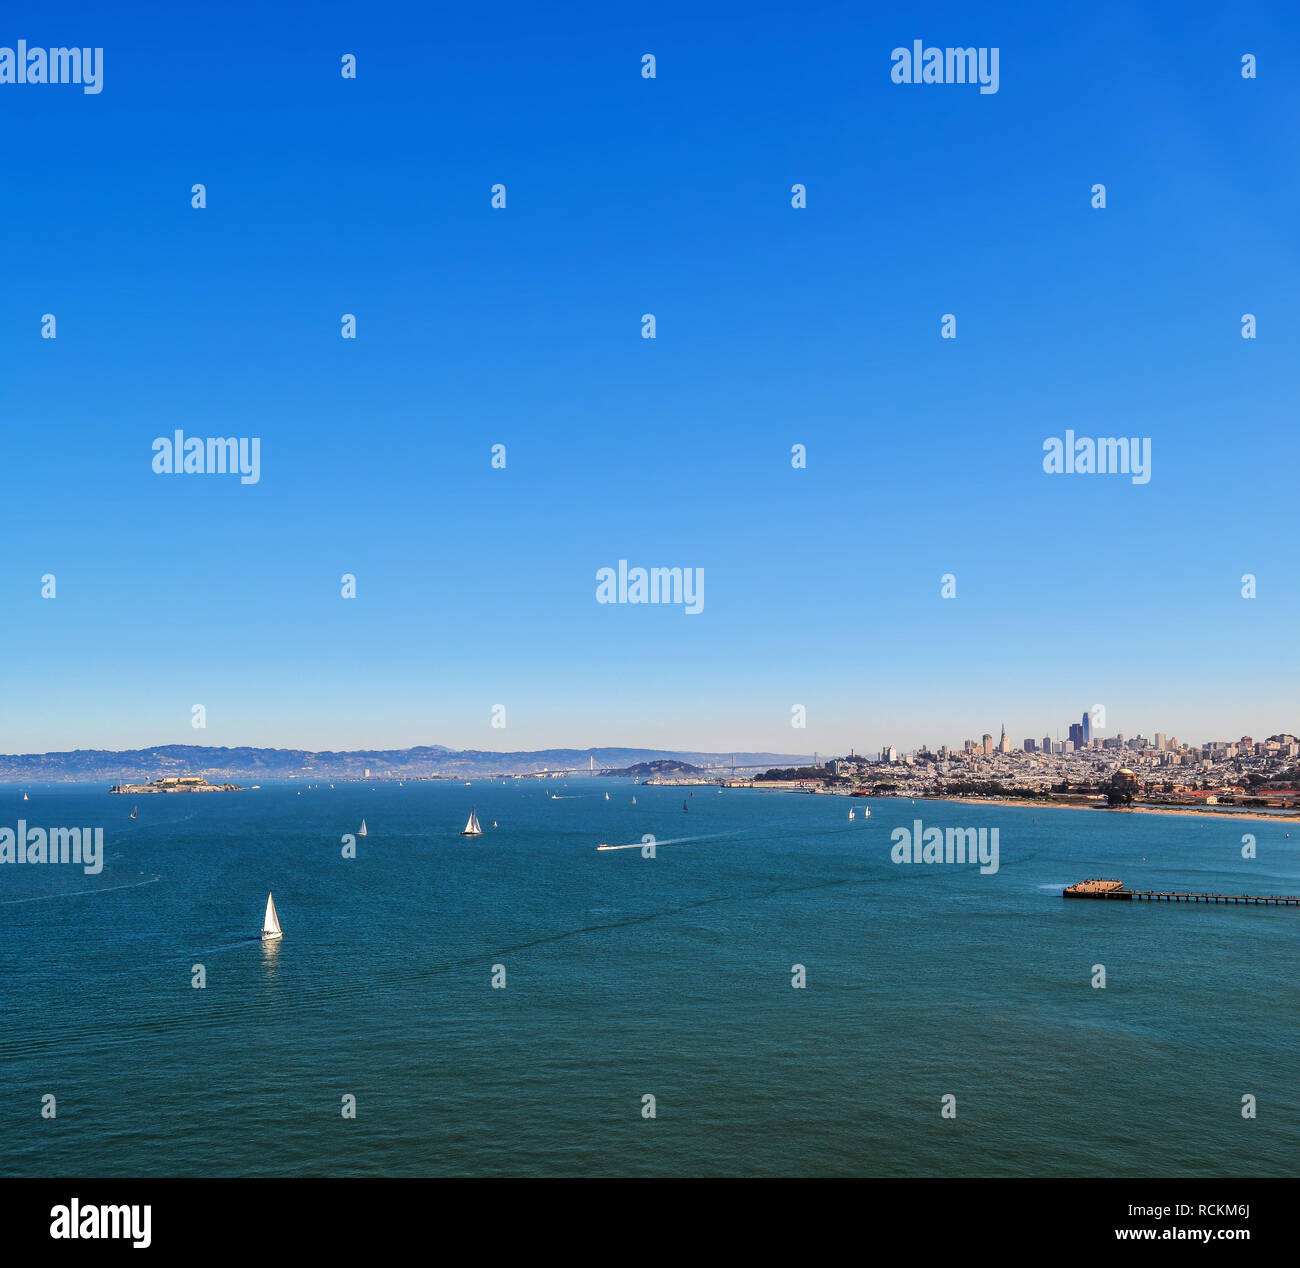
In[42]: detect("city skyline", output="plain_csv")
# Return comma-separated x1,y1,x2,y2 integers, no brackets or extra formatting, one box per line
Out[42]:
2,715,1294,765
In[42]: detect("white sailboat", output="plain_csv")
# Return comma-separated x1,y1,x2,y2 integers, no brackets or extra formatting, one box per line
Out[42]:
130,805,138,820
604,792,610,801
849,807,855,820
261,892,283,942
461,808,483,836
632,795,636,805
22,792,28,801
358,819,368,837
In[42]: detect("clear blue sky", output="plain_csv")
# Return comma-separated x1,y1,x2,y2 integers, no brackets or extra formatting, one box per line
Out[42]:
3,0,1297,756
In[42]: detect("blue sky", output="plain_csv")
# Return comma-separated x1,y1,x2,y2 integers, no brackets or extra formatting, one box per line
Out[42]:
3,1,1297,756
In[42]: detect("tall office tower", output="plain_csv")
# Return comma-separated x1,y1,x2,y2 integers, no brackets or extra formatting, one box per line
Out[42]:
1042,736,1052,753
982,733,994,755
1068,722,1084,749
999,724,1011,754
1155,732,1166,751
1024,739,1036,752
1081,710,1092,747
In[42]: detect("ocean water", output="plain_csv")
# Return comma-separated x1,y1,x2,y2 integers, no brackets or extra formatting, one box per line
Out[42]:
1,781,1296,1177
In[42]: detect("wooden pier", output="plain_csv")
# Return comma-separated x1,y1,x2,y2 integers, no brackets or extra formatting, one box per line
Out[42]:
1129,889,1299,906
1063,878,1299,906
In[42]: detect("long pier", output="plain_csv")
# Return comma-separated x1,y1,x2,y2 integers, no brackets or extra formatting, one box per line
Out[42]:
1129,890,1299,906
1063,878,1299,906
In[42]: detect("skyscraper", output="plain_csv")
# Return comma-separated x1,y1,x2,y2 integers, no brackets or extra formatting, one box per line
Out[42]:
1081,710,1092,748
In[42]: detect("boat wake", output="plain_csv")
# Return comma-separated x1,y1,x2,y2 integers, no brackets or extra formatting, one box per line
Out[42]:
189,937,265,954
0,873,162,905
597,831,745,851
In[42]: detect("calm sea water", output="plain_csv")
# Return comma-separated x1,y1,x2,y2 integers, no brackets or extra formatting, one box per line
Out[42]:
1,781,1296,1177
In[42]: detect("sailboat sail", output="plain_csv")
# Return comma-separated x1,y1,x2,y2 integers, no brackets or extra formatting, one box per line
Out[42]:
130,806,138,819
359,819,367,837
262,892,282,939
461,808,482,835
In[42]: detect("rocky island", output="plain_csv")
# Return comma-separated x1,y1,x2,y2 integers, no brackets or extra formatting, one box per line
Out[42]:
108,775,242,794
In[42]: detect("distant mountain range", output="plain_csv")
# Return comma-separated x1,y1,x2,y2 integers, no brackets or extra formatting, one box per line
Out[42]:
0,744,812,783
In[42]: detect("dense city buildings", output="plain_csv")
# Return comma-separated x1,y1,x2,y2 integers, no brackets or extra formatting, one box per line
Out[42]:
744,712,1300,809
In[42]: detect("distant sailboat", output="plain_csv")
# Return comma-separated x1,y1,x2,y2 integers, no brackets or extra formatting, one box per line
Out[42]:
130,805,138,820
849,807,855,820
683,800,688,812
22,792,28,801
605,792,610,801
492,820,498,828
461,808,483,836
631,795,636,805
358,819,367,837
261,892,283,942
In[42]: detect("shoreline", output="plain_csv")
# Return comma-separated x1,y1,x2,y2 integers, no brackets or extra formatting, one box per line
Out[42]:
911,794,1299,824
702,782,1299,824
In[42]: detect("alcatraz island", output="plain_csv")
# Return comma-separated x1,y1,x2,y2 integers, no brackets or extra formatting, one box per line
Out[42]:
109,775,242,794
